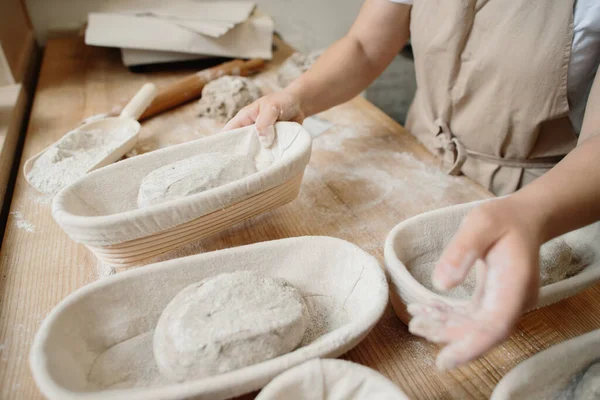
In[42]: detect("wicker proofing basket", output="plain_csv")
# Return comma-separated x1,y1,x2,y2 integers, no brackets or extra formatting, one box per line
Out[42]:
52,122,313,267
384,199,600,325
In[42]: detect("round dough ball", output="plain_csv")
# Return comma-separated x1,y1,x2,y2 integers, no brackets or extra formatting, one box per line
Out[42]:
573,362,600,400
153,271,308,382
539,238,586,286
137,152,257,207
198,76,262,122
277,51,323,87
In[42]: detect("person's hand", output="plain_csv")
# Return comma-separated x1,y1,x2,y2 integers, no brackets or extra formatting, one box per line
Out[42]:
407,196,544,370
223,91,306,148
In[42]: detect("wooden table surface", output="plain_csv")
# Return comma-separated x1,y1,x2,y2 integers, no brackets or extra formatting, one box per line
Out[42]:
1,36,600,400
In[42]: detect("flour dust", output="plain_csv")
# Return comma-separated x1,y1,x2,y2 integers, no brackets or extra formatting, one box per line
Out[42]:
10,211,35,233
26,126,136,195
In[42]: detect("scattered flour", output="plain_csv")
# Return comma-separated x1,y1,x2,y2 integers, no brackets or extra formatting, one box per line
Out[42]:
93,260,116,280
197,76,262,122
137,152,259,208
26,128,133,195
153,271,308,382
277,50,324,87
10,211,35,233
302,116,334,138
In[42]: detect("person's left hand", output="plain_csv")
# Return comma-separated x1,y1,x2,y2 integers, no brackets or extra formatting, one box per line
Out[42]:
407,196,544,371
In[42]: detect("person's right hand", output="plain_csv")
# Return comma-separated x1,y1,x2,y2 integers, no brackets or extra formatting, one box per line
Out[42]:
223,91,306,148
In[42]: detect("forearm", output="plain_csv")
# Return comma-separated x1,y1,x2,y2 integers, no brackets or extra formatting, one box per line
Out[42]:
285,0,411,117
513,135,600,242
285,37,389,116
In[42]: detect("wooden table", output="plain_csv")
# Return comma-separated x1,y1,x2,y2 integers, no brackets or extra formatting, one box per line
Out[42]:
1,36,600,400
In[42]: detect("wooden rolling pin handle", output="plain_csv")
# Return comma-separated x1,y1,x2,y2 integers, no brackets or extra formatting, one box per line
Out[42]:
139,58,266,121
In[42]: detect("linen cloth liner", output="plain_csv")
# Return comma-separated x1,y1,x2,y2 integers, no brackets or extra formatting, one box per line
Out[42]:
52,122,312,246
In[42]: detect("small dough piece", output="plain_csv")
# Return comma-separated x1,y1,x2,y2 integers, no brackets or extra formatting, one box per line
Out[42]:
573,362,600,400
198,76,262,122
277,51,324,87
137,152,258,207
540,238,587,286
153,271,309,382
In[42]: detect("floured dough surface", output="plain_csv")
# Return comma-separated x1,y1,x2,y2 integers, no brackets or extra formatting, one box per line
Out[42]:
153,271,309,382
137,152,259,207
256,358,409,400
540,238,587,286
573,362,600,400
198,76,262,122
277,51,324,87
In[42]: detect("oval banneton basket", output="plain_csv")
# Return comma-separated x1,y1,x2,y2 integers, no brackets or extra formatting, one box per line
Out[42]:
52,122,312,266
30,236,389,400
384,199,600,324
490,329,600,400
256,359,410,400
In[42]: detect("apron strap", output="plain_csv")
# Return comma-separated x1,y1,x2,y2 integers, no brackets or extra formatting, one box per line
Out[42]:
433,119,565,174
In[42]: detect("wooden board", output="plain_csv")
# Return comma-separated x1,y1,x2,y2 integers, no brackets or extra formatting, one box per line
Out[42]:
1,36,600,400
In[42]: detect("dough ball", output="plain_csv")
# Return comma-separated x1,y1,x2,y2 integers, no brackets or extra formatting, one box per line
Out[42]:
137,152,258,207
153,271,309,382
198,76,262,122
573,362,600,400
539,238,587,286
277,50,323,87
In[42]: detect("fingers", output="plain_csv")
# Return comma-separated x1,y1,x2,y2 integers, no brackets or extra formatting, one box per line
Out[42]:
223,102,260,131
433,204,504,291
255,103,280,148
478,235,536,325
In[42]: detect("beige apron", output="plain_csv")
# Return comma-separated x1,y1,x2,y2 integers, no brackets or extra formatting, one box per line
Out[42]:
406,0,578,195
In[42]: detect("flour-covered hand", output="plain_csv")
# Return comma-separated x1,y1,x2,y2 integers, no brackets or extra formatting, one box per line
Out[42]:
408,197,543,370
223,91,306,148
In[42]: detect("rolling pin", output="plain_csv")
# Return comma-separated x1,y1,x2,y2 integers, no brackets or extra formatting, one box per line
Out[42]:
140,58,266,120
82,58,266,124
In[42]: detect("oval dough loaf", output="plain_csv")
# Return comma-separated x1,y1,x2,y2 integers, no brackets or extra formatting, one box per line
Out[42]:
137,152,257,207
153,271,309,382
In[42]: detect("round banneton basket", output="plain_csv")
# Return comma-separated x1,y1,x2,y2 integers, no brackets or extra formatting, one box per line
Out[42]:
29,236,389,400
384,199,600,324
52,122,312,267
490,328,600,400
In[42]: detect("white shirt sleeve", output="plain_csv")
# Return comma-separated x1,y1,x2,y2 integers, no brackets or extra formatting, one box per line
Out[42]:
390,0,413,4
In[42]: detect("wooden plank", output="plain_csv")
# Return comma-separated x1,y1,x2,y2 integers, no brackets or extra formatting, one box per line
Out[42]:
1,35,599,400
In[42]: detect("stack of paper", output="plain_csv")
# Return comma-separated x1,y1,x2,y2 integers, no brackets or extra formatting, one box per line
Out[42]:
84,1,274,66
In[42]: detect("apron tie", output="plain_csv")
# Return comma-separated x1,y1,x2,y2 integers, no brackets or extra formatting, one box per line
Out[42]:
433,119,467,176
